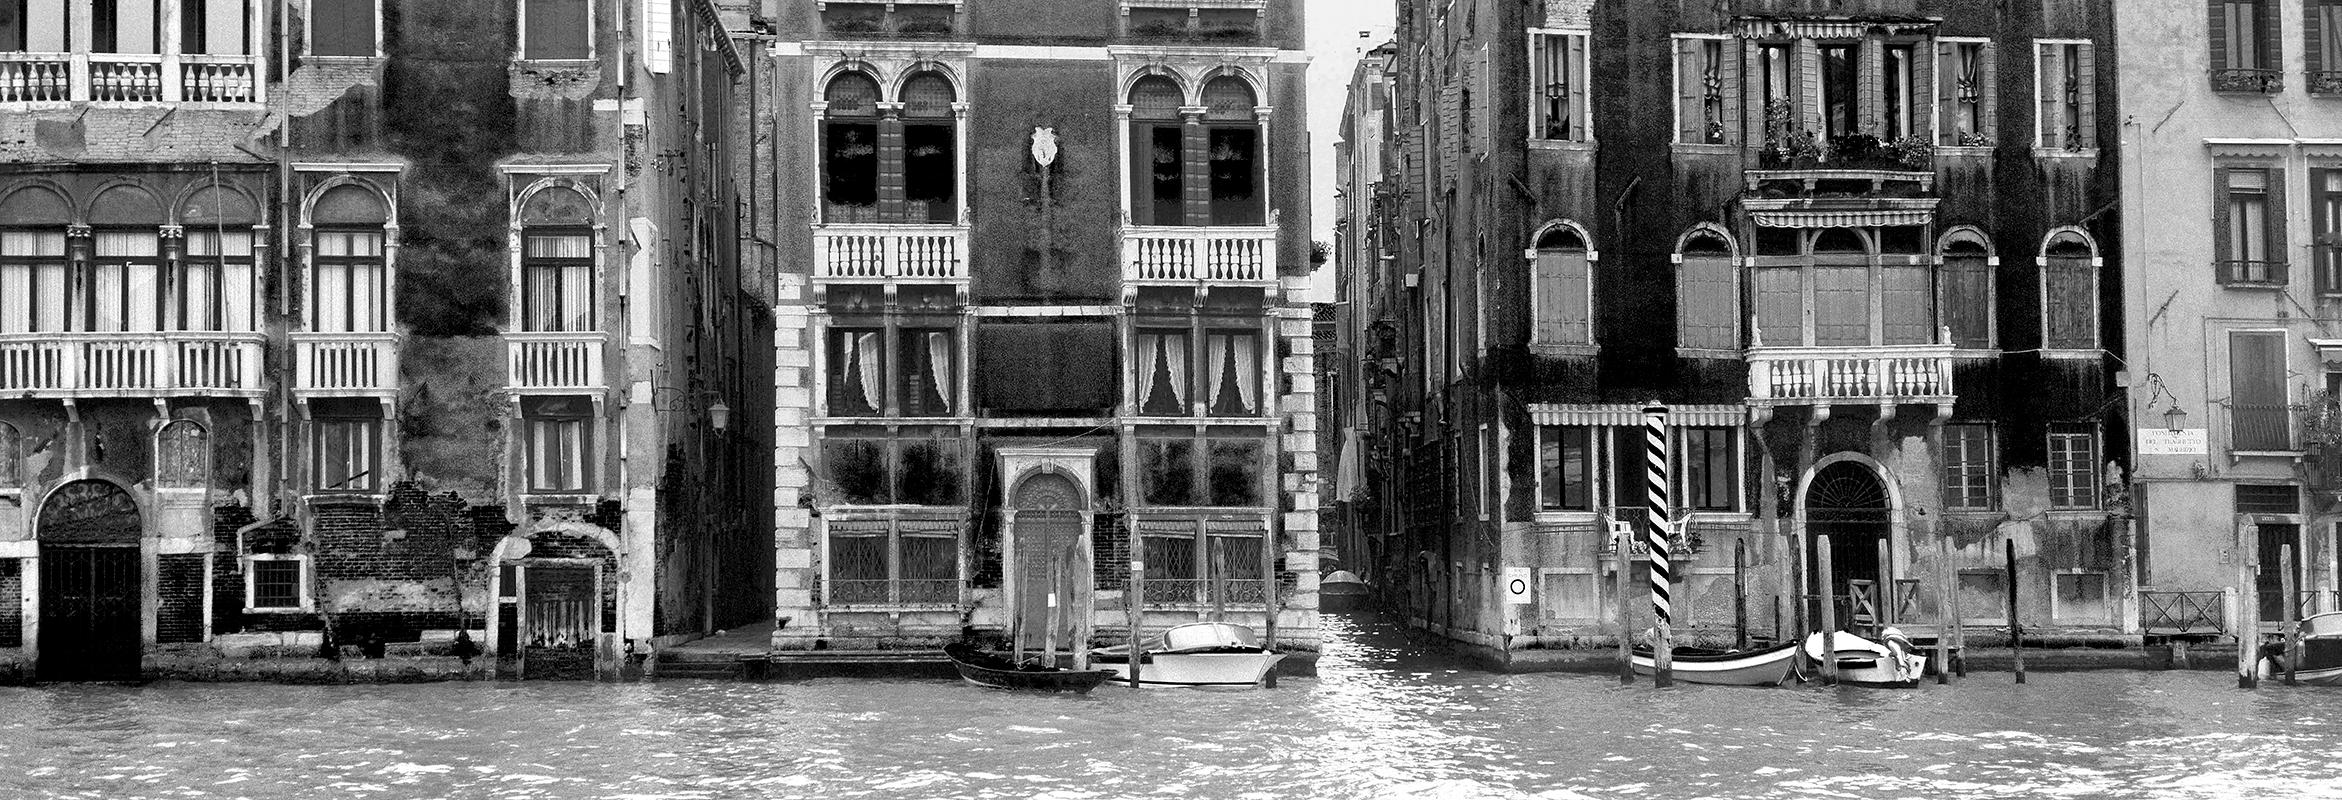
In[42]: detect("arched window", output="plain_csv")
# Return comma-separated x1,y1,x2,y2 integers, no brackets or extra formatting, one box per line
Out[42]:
900,71,958,223
0,421,19,489
518,185,595,333
308,183,389,334
155,419,209,489
1938,230,1994,349
1880,227,1933,345
0,186,71,335
1676,229,1736,351
88,185,165,333
1128,75,1187,226
1201,76,1262,225
1530,225,1592,347
823,71,883,219
2042,230,2097,350
180,185,259,332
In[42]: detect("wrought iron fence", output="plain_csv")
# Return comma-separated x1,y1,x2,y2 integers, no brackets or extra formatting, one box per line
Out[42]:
2140,591,2226,636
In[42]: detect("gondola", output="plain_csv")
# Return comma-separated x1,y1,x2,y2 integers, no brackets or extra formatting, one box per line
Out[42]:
943,642,1117,693
1630,639,1800,686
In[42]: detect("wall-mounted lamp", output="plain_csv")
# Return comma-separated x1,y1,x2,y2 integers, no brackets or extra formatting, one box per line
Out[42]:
650,388,732,432
2164,405,2190,433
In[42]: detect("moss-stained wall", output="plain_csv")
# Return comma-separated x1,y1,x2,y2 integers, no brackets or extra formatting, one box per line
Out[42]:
968,61,1118,302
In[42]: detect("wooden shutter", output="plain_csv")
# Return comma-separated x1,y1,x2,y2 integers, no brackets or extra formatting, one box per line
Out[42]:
1676,39,1703,143
2210,0,2230,74
1940,253,1993,348
2214,166,2236,270
2075,44,2097,148
1558,251,1590,344
311,0,374,57
1754,266,1803,346
1743,39,1768,147
1935,43,1959,144
1859,39,1884,135
1718,40,1742,145
1439,77,1461,177
2264,0,2284,73
2269,165,2290,276
1569,35,1590,141
2037,44,2059,148
1472,47,1493,153
1798,39,1822,135
1678,254,1736,350
2230,331,2288,450
1980,43,2000,141
1910,41,1934,144
526,0,590,59
2310,2,2327,77
1533,251,1564,345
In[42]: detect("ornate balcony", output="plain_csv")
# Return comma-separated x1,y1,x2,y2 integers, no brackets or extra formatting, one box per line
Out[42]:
293,332,401,397
812,224,968,282
1122,225,1279,285
1746,343,1957,409
505,332,606,393
0,332,265,397
0,51,264,104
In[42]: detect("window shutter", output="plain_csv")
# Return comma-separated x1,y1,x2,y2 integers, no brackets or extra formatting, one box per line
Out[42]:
1798,39,1822,135
1569,35,1590,141
1675,39,1701,143
1533,252,1561,345
1743,39,1767,147
1911,41,1935,144
2269,165,2290,276
2036,44,2059,148
2075,44,2097,148
2264,0,2284,73
1980,43,2000,140
1559,252,1590,344
2214,166,2236,269
1678,254,1736,350
2230,332,2288,450
1473,47,1494,153
1935,42,1958,144
1718,41,1742,145
2310,2,2327,77
1439,77,1461,177
311,0,374,57
1940,253,1994,348
1859,40,1883,134
525,0,590,59
2209,1,2231,74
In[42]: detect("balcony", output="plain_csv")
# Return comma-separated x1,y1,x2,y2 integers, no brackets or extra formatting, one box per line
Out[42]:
2213,68,2284,94
1746,343,1956,408
812,224,968,282
506,332,606,393
293,332,401,396
0,332,265,397
2216,259,2289,289
1123,226,1279,285
0,52,262,104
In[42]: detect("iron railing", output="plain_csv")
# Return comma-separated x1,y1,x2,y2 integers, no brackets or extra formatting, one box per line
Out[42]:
2217,259,2289,288
2140,591,2227,636
2213,68,2285,93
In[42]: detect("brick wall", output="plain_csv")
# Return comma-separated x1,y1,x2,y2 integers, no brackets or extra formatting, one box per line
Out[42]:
156,554,206,644
0,559,19,648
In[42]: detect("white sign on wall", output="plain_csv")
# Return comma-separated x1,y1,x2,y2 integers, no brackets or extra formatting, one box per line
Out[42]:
2136,428,2210,456
1502,567,1533,605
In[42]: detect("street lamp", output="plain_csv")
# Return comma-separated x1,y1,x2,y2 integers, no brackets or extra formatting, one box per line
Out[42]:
2164,405,2189,432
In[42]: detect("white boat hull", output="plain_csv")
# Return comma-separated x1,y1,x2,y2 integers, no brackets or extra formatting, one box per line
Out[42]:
1804,630,1928,688
1630,642,1800,687
1095,650,1286,689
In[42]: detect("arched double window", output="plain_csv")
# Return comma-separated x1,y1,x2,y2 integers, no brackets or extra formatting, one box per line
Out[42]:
0,186,71,335
820,69,961,224
1126,73,1265,227
1530,224,1592,348
1749,226,1935,347
2040,229,2098,351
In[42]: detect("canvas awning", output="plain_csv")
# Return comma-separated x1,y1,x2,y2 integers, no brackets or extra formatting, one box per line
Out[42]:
1751,209,1935,228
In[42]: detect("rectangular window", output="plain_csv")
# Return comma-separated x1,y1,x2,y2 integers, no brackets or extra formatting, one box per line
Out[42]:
521,0,589,59
1141,437,1197,506
2237,484,2302,514
2035,42,2095,150
0,230,67,333
1136,330,1191,415
903,123,956,224
1,0,66,51
1940,247,1994,348
1676,249,1736,351
521,230,595,331
1942,423,1997,510
1812,262,1870,346
1676,427,1737,512
1202,331,1260,416
1945,42,1991,145
1881,262,1933,345
2047,424,2100,509
311,398,381,493
309,0,375,56
182,229,255,331
825,519,962,606
1761,42,1793,116
898,329,956,417
89,231,162,332
2212,0,2281,91
1139,126,1184,225
2314,1,2342,93
1207,439,1262,507
826,328,884,416
1141,524,1199,603
1674,37,1732,144
823,438,891,505
93,0,161,54
896,436,964,506
522,395,595,493
181,0,250,55
1206,128,1260,226
1819,44,1857,140
2319,170,2342,296
2217,166,2287,287
823,119,879,219
246,556,306,611
1531,31,1589,142
1538,425,1594,511
2230,331,2291,451
311,229,386,332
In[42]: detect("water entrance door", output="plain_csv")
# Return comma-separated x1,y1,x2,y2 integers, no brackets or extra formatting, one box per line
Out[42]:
1803,460,1891,629
2257,523,2302,623
521,565,597,680
1007,471,1085,656
36,480,145,681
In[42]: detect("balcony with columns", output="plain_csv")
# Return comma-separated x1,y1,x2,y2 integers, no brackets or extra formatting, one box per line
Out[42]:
811,224,969,283
0,333,266,398
1121,225,1281,287
292,332,402,398
506,332,608,394
1746,341,1957,412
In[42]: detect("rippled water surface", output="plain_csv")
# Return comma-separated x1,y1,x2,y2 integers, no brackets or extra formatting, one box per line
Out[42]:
4,616,2341,799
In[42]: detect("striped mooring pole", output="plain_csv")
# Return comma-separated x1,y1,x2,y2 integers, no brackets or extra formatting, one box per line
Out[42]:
1644,405,1674,687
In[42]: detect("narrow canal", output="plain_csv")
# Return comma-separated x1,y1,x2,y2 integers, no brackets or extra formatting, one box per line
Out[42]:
2,616,2336,799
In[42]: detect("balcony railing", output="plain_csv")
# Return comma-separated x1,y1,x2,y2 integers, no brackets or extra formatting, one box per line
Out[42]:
0,52,264,104
0,332,264,396
825,578,963,607
1747,343,1957,406
506,332,606,392
2232,404,2294,451
812,224,968,281
1123,225,1279,284
2217,259,2289,289
2213,68,2284,93
2314,71,2342,95
1140,578,1269,607
293,332,400,395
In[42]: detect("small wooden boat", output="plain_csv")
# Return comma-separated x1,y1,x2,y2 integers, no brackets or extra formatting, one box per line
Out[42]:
1320,570,1369,613
943,642,1116,693
1091,622,1286,689
1805,628,1927,688
2257,611,2342,685
1631,640,1800,686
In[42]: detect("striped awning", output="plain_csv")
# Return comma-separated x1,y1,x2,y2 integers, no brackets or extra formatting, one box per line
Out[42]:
1752,209,1935,228
1527,404,1749,427
1736,19,1935,39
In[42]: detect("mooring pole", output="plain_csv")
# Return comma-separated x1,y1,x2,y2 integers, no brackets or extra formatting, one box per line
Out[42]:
1876,537,1895,631
1936,537,1953,685
1817,534,1837,685
2238,518,2258,689
1643,405,1674,688
1614,521,1635,685
2283,543,2299,686
1128,556,1144,689
1734,538,1749,650
2006,539,2024,684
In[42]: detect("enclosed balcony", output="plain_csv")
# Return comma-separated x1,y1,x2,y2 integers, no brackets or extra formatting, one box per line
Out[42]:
0,332,265,397
292,332,401,397
812,224,968,282
506,332,606,393
1746,344,1957,408
1122,226,1279,286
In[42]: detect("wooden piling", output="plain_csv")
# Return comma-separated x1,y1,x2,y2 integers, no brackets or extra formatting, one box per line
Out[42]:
1128,557,1144,689
1615,523,1635,684
1734,538,1749,650
2006,539,2023,684
1936,537,1953,685
2237,517,2258,689
1043,559,1061,669
2283,543,2299,686
1817,534,1837,685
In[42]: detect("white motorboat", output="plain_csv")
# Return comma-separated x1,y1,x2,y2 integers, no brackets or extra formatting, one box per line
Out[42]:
1804,628,1927,687
1091,622,1287,689
2257,611,2342,685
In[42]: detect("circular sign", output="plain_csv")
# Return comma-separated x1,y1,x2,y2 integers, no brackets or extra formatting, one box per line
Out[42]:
1509,578,1528,597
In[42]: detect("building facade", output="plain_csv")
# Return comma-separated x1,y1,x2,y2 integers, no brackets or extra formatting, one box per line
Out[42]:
1346,0,2129,652
2121,0,2342,638
1329,41,1395,594
758,0,1321,652
0,0,770,681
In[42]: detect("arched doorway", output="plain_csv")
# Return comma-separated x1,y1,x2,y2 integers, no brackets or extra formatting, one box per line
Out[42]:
37,480,143,680
1008,471,1085,655
1802,460,1892,620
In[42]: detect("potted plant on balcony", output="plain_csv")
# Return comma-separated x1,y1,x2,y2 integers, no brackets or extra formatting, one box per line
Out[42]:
1760,100,1828,169
1884,135,1935,170
2303,390,2342,509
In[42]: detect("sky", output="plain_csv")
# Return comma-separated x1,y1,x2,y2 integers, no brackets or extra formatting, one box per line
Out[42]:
1305,0,1395,299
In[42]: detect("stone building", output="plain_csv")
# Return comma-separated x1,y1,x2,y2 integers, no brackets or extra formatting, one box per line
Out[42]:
2119,0,2342,639
1345,0,2129,653
755,0,1321,652
1330,40,1395,591
0,0,770,681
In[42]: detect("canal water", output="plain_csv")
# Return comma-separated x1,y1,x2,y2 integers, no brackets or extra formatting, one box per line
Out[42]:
3,616,2338,800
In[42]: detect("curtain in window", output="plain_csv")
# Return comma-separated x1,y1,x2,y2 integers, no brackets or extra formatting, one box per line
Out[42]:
0,265,27,333
1231,334,1256,413
531,417,587,492
93,232,158,332
926,331,952,414
854,332,882,413
315,231,384,332
1139,332,1161,410
317,419,376,491
524,233,593,332
0,230,66,333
